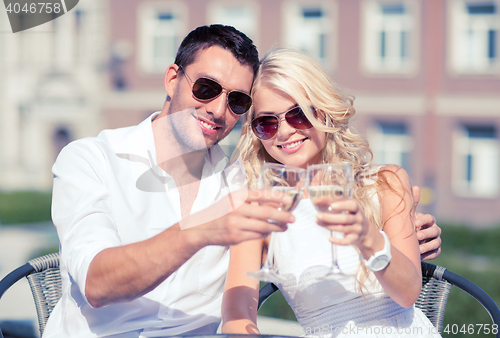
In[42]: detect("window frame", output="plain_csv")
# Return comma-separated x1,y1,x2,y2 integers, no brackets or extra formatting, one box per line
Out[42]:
206,0,260,45
367,121,414,173
447,0,500,75
137,1,188,74
360,0,421,77
452,124,500,198
281,0,338,71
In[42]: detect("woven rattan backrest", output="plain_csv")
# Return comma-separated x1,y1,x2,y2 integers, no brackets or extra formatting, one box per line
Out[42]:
25,253,61,336
415,274,453,333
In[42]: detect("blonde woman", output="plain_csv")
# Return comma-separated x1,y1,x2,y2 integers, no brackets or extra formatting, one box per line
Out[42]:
221,49,441,337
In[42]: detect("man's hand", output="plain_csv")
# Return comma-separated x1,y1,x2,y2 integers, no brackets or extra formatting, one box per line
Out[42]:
412,186,442,261
184,189,295,247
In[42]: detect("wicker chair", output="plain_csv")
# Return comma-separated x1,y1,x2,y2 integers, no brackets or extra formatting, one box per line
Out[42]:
258,262,500,337
417,262,500,336
0,253,60,338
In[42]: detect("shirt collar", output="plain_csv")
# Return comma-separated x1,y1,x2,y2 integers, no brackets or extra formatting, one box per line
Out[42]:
112,112,159,165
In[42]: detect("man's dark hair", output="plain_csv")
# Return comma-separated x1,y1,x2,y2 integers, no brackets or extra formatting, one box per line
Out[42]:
174,24,259,78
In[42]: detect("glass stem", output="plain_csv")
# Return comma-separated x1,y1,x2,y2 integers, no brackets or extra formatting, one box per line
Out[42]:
263,232,276,270
331,230,339,271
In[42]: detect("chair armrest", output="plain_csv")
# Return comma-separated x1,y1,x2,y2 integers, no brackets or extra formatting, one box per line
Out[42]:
442,269,500,336
422,262,500,338
0,263,36,338
258,283,279,310
0,263,35,299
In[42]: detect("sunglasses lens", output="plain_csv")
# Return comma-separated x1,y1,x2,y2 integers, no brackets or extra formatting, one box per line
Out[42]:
192,78,222,100
251,116,279,140
228,92,253,115
286,107,313,130
191,78,251,115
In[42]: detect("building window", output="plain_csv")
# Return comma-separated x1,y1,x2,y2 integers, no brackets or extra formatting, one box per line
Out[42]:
207,1,259,43
138,2,187,74
52,127,73,159
282,1,335,69
110,40,132,91
368,122,413,172
361,0,419,75
453,125,499,197
74,9,84,63
449,0,500,74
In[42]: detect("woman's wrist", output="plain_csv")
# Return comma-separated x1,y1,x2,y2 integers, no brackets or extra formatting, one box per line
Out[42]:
358,226,386,260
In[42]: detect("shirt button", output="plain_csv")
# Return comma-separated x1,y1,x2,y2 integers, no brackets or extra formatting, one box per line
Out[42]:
163,308,169,315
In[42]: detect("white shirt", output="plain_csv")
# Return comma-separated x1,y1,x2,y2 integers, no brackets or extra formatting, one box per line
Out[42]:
44,113,245,338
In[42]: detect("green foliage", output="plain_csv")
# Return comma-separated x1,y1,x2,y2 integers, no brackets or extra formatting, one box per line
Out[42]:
258,282,297,321
433,224,500,337
437,222,500,258
258,223,500,337
0,190,52,225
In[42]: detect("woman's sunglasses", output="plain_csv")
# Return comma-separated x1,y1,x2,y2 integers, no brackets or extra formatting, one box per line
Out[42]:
179,65,253,115
251,106,315,140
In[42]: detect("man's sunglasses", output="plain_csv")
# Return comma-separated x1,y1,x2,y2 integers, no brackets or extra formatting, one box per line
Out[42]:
251,106,315,140
179,65,253,115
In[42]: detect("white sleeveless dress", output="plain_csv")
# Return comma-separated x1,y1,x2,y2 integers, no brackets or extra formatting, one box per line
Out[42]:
271,198,442,337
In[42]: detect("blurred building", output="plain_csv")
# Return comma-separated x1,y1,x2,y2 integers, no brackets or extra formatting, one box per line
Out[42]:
0,0,499,226
0,1,107,189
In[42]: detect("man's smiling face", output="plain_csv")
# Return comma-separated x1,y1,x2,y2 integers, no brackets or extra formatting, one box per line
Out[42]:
167,46,254,152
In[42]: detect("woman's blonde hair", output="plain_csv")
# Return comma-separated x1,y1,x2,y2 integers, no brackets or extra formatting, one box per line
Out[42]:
234,48,403,292
235,48,371,188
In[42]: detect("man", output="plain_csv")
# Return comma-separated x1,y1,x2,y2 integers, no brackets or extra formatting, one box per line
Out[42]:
44,25,441,337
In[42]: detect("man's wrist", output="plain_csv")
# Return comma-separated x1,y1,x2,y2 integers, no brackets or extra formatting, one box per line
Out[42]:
164,223,207,254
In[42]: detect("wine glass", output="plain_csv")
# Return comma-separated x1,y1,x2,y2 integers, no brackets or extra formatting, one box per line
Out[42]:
306,163,354,278
246,163,306,283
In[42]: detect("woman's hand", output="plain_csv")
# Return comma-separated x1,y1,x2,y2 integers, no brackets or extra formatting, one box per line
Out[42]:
316,166,422,308
315,199,377,249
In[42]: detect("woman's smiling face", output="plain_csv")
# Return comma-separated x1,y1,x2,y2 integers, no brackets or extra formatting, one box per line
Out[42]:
252,87,327,169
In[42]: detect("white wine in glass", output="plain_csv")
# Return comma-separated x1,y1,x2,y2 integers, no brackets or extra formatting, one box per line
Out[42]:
307,163,354,278
308,185,353,212
246,163,306,283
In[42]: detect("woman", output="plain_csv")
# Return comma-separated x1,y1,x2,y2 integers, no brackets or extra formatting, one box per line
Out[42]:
221,49,441,337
